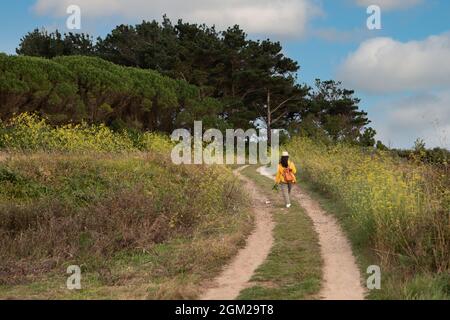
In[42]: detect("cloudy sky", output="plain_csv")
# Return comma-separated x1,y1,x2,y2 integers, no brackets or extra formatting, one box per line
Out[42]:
1,0,449,149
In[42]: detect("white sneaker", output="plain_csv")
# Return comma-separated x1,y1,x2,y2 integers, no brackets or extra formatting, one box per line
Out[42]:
286,203,291,208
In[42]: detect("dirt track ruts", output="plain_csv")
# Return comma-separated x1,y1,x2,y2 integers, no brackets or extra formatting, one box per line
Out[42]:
200,166,275,300
257,165,366,300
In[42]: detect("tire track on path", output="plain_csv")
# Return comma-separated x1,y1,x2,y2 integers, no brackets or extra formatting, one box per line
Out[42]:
200,166,275,300
257,166,366,300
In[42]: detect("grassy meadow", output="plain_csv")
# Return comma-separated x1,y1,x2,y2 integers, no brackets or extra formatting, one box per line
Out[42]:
0,114,253,299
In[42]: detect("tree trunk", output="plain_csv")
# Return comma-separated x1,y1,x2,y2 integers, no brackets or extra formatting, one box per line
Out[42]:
266,88,271,146
231,62,235,97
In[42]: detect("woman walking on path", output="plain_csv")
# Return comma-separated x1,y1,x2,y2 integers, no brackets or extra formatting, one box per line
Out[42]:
275,151,297,208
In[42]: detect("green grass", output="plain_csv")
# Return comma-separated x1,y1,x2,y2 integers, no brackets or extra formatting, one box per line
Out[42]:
297,173,450,300
237,165,322,300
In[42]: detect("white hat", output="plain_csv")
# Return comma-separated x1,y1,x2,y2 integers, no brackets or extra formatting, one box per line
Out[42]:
282,151,289,157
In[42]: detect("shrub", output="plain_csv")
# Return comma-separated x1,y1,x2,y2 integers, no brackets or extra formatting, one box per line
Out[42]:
0,152,245,285
287,137,449,274
0,112,172,153
0,55,222,132
0,54,80,122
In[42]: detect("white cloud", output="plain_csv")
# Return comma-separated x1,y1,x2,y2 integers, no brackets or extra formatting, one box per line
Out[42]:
337,33,450,93
373,91,450,148
354,0,422,10
32,0,322,38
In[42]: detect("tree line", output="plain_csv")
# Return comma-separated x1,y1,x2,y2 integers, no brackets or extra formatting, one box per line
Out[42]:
0,54,222,132
13,17,375,145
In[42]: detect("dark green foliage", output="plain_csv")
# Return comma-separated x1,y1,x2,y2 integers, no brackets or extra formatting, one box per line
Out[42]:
359,127,377,147
0,55,211,132
425,147,450,165
16,29,94,58
0,54,80,123
291,79,370,143
13,19,372,140
376,140,388,151
94,19,303,131
392,138,450,166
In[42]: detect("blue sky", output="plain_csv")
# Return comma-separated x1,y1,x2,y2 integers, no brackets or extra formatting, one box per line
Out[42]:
1,0,449,149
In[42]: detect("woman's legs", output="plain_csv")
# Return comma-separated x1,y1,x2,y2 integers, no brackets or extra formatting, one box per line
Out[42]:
280,183,291,207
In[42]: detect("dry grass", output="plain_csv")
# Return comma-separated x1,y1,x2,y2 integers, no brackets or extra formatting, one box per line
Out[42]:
0,152,253,299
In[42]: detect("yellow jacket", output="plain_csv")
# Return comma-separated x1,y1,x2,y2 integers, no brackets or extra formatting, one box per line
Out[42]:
275,161,297,184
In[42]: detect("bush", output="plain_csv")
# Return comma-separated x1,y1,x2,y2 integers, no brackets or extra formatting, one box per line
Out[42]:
287,137,449,274
0,112,249,288
0,112,172,153
0,153,246,285
0,54,80,122
0,55,221,132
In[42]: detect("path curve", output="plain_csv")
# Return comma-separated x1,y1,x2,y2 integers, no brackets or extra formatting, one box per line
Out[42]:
200,166,275,300
257,166,366,300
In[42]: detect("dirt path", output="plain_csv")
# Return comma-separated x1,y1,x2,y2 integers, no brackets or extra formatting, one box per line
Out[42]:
200,166,275,300
257,166,366,300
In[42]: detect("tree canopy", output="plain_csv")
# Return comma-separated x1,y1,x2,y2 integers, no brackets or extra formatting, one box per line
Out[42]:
13,17,372,144
0,54,217,132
